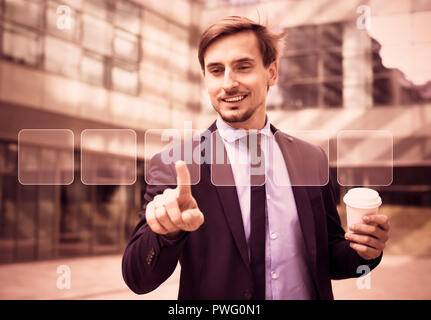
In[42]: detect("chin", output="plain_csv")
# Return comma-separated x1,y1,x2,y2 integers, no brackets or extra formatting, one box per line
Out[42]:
220,108,252,123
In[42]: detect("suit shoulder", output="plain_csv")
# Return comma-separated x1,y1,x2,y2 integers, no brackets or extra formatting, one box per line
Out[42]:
275,130,327,158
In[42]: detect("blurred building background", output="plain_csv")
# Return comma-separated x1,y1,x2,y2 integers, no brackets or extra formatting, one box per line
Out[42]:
0,0,430,276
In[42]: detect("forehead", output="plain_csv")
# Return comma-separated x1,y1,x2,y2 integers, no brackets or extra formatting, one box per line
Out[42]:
204,31,263,66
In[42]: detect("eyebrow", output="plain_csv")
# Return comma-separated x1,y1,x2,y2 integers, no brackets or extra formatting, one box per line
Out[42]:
205,57,256,69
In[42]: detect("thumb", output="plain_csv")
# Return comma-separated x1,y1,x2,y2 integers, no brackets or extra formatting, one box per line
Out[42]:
175,160,192,200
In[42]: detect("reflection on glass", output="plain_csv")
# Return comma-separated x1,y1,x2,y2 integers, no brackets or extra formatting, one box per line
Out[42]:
114,29,139,62
373,77,393,105
83,0,109,20
2,23,41,66
44,36,81,79
115,1,141,34
81,52,104,86
17,184,37,261
4,0,42,28
82,14,113,55
38,185,56,259
59,179,91,257
283,83,318,109
322,51,343,77
319,23,343,49
281,22,344,109
322,82,343,107
285,25,317,53
281,55,318,80
112,65,138,95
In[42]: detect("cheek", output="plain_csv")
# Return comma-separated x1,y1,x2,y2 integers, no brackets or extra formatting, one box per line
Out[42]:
205,78,218,95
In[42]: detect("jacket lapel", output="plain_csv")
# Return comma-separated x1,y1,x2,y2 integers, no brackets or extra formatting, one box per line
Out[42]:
203,121,252,276
271,125,317,274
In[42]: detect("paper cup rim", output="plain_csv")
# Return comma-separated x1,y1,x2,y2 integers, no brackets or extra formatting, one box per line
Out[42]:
343,196,382,209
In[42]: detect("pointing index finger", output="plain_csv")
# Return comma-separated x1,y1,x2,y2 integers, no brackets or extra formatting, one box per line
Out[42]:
175,160,191,198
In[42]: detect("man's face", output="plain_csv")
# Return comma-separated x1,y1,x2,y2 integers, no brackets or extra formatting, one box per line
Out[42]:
203,31,278,129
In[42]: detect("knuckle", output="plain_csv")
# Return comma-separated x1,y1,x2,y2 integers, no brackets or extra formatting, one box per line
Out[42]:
163,187,174,197
155,207,166,219
171,216,183,226
146,216,155,226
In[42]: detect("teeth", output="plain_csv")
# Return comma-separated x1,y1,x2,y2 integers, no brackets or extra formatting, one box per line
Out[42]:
223,95,245,102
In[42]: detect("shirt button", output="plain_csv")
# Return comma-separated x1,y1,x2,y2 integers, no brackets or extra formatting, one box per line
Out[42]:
266,194,271,200
271,272,278,280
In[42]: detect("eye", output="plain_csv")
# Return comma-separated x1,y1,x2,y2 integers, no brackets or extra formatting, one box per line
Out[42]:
210,68,223,75
238,65,251,71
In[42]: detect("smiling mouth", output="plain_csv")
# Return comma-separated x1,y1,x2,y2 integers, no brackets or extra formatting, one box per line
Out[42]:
221,95,248,103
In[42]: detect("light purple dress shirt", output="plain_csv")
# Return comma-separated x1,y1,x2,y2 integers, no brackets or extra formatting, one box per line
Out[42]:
216,115,315,300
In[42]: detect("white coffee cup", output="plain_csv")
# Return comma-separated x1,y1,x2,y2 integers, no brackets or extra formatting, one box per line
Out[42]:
343,187,382,229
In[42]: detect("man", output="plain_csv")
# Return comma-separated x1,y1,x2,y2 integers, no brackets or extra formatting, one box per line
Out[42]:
122,16,390,300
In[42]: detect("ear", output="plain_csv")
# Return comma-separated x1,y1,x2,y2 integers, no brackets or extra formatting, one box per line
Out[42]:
267,60,278,87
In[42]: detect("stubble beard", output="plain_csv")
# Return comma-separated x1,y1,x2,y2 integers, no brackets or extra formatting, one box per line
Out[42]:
217,103,258,124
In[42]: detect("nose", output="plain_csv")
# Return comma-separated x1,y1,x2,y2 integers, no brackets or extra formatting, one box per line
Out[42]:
223,69,239,91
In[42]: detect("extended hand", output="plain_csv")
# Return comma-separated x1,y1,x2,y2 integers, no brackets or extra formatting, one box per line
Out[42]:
146,160,204,239
345,214,390,260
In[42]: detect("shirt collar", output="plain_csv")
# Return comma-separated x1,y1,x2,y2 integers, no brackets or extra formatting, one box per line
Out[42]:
216,114,272,143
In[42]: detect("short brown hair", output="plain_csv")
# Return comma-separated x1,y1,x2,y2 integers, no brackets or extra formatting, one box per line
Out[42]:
198,16,286,71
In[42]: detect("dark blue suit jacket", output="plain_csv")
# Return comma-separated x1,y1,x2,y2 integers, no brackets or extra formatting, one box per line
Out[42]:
122,121,382,299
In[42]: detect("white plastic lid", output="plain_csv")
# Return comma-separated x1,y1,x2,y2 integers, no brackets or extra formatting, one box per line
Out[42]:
343,187,382,209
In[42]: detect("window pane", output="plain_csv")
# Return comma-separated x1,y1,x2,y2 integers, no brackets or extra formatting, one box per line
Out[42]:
115,1,141,34
5,0,42,28
2,23,41,66
81,52,104,86
5,144,18,174
322,51,343,77
282,84,318,109
280,55,318,80
0,174,17,263
112,65,138,95
82,14,112,55
319,23,343,49
322,81,343,107
46,1,80,42
373,77,394,105
37,185,56,259
113,29,139,62
83,0,109,20
59,0,83,10
285,25,317,53
44,36,81,79
16,184,37,261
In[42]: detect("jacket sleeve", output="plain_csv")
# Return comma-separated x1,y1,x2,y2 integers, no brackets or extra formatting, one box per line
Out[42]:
323,174,382,280
121,153,190,294
316,147,382,280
